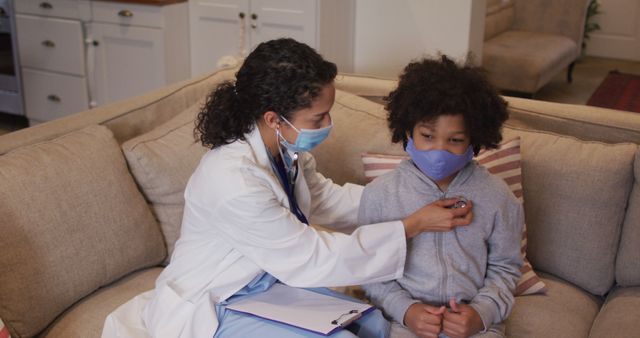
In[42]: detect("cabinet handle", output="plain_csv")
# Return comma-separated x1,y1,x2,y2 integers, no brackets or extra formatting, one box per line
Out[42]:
85,38,99,47
118,10,134,18
47,94,61,103
42,40,55,48
251,13,258,20
39,2,53,10
239,12,245,19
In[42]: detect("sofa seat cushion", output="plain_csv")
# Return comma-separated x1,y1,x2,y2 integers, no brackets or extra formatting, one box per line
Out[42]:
483,30,578,93
122,100,208,262
502,126,636,296
589,286,640,338
506,272,602,338
41,267,162,338
0,125,166,338
616,148,640,286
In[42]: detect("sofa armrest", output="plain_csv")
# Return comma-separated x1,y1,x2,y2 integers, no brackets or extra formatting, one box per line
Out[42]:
335,73,397,102
485,0,515,40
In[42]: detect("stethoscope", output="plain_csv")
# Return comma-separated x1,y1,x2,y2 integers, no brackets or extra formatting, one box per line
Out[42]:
275,124,299,187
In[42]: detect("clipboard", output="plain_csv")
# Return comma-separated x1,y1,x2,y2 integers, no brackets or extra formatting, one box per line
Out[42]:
225,283,374,336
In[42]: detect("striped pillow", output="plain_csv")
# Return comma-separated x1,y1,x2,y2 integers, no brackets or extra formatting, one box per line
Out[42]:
1,318,11,338
361,137,547,296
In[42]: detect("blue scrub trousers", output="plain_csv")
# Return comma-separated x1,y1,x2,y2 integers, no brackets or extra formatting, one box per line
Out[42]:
214,273,390,338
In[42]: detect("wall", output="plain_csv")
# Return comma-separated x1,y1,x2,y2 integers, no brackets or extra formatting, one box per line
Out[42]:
353,0,486,78
586,0,640,61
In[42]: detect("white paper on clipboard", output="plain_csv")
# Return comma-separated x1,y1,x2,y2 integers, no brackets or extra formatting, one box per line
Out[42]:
225,283,373,336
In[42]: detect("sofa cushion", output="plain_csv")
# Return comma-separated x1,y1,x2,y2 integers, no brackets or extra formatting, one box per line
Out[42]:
502,127,637,296
122,100,208,262
616,149,640,286
505,272,601,338
0,125,166,338
41,268,162,338
362,152,406,182
483,30,578,93
588,286,640,338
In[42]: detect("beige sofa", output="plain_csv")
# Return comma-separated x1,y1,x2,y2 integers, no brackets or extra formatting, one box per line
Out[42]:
1,66,639,338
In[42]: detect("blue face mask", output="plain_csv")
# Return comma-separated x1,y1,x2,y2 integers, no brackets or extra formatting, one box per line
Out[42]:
277,115,332,153
406,138,474,181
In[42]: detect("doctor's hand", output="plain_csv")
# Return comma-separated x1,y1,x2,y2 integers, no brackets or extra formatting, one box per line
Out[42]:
404,302,446,338
402,198,473,239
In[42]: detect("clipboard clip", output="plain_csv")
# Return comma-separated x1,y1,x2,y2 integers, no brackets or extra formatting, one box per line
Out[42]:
331,309,360,326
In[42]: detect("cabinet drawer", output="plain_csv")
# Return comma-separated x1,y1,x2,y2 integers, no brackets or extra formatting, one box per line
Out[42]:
92,1,164,28
14,0,88,20
16,15,85,76
22,68,89,122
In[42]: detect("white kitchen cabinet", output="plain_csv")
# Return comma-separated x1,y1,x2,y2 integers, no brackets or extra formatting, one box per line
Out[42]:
14,0,91,21
15,0,190,123
16,15,86,76
15,0,90,124
88,22,165,106
189,0,354,76
21,68,89,122
87,1,189,107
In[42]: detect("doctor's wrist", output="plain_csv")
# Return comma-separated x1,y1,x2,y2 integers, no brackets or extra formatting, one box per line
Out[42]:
402,216,420,239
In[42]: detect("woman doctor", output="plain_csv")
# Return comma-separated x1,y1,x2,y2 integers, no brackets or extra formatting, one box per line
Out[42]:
101,38,472,338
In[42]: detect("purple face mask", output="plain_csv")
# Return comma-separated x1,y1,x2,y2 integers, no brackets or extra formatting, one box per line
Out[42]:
406,138,474,181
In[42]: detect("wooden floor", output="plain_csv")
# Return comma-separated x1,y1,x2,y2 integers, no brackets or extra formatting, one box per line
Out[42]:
535,56,640,105
1,56,640,137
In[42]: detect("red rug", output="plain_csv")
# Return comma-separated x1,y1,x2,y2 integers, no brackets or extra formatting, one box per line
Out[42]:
587,71,640,113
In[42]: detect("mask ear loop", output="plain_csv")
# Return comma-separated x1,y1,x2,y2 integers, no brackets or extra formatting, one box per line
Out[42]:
275,121,298,183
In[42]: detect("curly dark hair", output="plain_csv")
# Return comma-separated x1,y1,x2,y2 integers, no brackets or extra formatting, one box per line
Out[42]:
386,55,508,155
195,38,337,149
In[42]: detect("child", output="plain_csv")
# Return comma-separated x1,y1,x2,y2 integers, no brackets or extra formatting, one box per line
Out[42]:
359,56,523,338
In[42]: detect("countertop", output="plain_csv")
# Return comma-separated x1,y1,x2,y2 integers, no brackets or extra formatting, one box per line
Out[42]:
98,0,187,5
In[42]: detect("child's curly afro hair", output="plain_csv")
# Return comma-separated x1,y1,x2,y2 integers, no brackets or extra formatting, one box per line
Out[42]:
386,55,508,155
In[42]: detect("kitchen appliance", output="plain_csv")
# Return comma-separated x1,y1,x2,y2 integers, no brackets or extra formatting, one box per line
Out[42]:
0,0,23,116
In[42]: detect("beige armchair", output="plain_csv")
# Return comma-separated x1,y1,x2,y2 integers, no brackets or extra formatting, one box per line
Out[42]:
482,0,590,96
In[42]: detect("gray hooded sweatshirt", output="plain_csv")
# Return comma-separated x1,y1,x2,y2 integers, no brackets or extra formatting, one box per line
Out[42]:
358,159,523,331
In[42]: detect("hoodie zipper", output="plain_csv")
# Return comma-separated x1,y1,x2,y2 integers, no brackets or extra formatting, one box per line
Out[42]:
407,160,471,305
438,191,449,304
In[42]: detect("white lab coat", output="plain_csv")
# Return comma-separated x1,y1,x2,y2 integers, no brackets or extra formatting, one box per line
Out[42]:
101,125,407,338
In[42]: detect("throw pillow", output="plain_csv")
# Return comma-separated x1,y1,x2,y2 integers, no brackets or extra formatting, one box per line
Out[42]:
361,137,547,296
122,100,208,263
0,318,11,338
0,125,165,337
501,127,636,296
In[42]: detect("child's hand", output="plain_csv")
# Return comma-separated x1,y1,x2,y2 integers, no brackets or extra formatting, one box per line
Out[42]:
404,303,446,338
442,299,484,338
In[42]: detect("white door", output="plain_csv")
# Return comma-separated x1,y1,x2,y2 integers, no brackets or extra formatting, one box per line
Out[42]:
586,0,640,61
88,22,165,106
189,0,250,76
249,0,317,49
